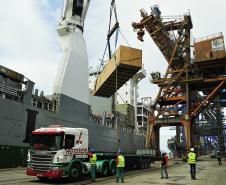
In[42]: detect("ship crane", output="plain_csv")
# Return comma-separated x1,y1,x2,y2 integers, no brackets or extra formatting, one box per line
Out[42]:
59,0,90,32
54,0,90,107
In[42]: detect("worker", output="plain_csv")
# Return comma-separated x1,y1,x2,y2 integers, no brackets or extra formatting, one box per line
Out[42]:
116,149,125,183
187,147,197,180
160,152,169,179
88,149,97,182
217,151,222,165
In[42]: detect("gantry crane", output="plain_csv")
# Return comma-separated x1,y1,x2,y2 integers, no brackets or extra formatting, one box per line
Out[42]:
132,6,226,154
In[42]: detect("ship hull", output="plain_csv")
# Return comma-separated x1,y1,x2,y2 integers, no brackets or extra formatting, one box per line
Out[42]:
0,94,145,168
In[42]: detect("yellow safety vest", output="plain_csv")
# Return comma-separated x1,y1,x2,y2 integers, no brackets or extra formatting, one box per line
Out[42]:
90,154,97,165
117,155,125,167
188,152,196,164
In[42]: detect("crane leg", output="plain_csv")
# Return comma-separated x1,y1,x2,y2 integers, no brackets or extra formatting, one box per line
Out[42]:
181,118,192,150
154,126,160,152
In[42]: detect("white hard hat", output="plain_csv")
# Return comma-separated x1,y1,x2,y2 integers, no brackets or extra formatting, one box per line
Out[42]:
190,148,194,152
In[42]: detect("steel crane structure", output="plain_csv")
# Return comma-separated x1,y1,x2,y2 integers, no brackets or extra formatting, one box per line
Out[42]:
132,6,226,154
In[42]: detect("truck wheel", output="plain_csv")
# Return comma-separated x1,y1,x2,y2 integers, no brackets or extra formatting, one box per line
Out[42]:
145,159,149,169
102,162,109,176
145,159,149,168
109,162,116,175
70,164,81,179
140,159,145,169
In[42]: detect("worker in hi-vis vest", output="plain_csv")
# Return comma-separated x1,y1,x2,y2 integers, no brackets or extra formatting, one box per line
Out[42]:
88,149,97,182
187,148,197,180
116,149,125,183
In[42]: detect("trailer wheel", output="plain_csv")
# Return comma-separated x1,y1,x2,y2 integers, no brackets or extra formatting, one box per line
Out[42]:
70,164,81,179
145,159,149,169
147,159,151,168
102,162,109,176
145,159,149,168
140,159,145,169
109,161,116,174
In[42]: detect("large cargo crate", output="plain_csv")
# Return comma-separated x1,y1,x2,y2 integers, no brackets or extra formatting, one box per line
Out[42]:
92,45,142,97
194,33,226,62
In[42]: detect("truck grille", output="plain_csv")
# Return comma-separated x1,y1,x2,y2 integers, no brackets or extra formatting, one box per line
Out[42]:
31,152,56,173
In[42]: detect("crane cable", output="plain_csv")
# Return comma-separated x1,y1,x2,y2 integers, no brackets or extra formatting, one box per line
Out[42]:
108,0,120,148
97,0,131,105
106,0,132,110
96,0,134,148
98,1,131,71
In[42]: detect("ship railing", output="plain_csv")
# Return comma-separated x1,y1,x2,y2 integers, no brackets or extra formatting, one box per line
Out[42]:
32,95,57,112
0,83,23,100
194,32,223,43
90,114,140,135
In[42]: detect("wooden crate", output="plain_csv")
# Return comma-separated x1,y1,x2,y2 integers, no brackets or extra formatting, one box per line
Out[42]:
194,34,226,62
92,45,142,97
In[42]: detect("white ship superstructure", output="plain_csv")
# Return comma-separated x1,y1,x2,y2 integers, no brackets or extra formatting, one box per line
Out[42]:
137,97,152,135
116,68,146,106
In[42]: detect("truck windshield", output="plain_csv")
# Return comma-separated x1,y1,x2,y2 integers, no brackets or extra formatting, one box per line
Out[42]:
30,134,63,151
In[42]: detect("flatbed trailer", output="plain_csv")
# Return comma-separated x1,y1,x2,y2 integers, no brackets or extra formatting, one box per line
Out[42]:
26,126,156,180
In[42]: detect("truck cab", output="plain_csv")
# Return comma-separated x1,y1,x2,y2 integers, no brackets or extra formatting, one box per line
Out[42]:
26,126,89,179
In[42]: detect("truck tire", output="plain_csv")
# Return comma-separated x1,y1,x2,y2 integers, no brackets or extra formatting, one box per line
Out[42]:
109,161,116,174
70,164,81,179
140,159,145,169
143,159,147,169
146,159,150,168
102,162,109,176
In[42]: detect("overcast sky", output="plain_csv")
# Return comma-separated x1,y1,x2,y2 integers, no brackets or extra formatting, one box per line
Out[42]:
1,0,226,152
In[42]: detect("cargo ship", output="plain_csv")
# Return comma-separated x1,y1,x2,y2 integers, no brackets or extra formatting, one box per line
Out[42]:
0,0,146,168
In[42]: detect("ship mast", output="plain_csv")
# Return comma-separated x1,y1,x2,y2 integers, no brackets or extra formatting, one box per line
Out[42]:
54,0,90,105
